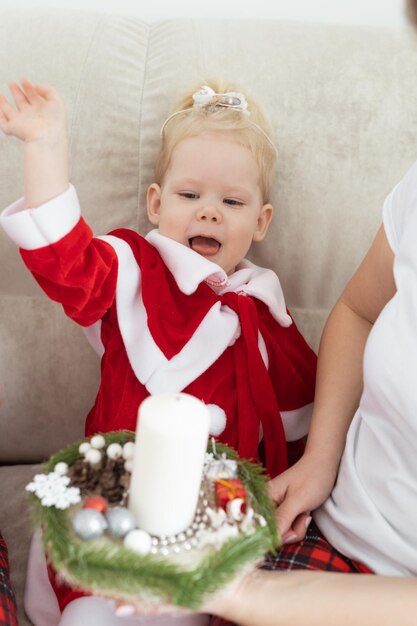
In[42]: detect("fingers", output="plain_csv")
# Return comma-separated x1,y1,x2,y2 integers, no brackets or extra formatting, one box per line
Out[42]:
32,83,58,101
273,486,311,540
0,82,31,125
113,599,191,617
8,79,55,109
20,79,44,103
0,93,16,123
270,476,300,537
281,512,312,545
0,81,33,135
8,81,31,110
268,472,289,504
114,605,136,617
275,499,300,538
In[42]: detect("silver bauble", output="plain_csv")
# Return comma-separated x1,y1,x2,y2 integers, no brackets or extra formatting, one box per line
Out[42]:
72,509,107,540
106,507,137,538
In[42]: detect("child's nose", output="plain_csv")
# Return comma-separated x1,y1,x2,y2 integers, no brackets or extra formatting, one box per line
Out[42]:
196,204,222,223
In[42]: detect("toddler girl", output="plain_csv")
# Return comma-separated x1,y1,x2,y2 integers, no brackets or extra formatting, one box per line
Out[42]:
0,80,316,625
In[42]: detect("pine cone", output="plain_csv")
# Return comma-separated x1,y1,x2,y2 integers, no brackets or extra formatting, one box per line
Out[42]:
101,483,125,504
68,459,100,493
119,472,131,492
98,457,128,504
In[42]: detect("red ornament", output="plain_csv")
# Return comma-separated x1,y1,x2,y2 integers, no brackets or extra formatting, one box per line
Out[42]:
83,495,108,513
214,479,247,511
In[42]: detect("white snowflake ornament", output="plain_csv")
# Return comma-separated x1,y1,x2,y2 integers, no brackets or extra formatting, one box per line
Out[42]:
26,471,81,510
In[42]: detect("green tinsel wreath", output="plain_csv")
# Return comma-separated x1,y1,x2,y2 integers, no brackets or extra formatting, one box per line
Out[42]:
29,431,280,610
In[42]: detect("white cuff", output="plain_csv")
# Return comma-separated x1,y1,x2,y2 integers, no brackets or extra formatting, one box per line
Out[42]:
0,184,81,250
281,402,313,441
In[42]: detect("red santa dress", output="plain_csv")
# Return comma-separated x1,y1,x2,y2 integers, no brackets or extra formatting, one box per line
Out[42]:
1,185,316,617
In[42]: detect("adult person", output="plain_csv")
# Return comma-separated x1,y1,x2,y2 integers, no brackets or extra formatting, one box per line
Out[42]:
204,0,417,622
202,568,417,626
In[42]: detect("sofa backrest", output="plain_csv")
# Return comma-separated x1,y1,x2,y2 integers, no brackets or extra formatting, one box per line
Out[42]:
1,8,417,463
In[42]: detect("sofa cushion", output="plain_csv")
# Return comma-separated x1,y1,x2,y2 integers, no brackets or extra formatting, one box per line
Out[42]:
1,11,417,461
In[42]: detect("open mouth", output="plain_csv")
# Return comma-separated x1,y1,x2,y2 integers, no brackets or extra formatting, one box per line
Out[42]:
189,236,221,256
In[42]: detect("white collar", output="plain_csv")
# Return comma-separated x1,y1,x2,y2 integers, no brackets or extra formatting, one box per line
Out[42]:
145,229,292,327
146,230,228,294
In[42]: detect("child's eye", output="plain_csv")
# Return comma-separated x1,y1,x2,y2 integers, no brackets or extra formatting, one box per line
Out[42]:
179,192,199,199
224,198,244,207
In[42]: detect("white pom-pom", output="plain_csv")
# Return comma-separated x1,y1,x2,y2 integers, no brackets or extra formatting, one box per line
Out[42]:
54,462,69,476
124,459,134,473
78,442,91,456
122,442,135,461
207,404,227,436
85,448,102,466
107,443,123,460
90,434,106,449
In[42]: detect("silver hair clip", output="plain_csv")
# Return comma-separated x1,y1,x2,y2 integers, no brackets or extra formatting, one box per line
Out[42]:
160,85,277,155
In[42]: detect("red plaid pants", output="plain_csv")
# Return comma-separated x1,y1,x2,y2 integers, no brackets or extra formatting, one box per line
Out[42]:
0,533,18,626
262,520,372,574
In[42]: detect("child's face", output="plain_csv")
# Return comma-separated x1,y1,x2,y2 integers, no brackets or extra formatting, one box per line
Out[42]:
147,131,273,275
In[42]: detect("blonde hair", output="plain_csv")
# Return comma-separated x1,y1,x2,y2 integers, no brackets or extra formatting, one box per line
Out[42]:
155,81,277,203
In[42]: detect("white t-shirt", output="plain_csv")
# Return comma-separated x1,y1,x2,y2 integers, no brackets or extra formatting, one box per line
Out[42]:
315,159,417,576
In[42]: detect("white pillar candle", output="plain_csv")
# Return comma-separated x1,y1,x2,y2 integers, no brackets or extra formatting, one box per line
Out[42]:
128,393,210,537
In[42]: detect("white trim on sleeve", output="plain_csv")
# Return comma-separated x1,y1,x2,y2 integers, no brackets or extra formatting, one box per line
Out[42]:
281,402,313,441
0,185,81,250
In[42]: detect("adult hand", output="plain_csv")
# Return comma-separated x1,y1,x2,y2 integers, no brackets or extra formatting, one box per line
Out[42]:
269,451,338,544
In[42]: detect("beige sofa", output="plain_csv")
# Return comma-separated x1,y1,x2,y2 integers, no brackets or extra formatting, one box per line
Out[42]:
1,7,417,625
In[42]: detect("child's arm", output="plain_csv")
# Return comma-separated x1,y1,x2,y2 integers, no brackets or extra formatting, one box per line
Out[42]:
0,80,68,207
0,80,120,327
269,224,396,543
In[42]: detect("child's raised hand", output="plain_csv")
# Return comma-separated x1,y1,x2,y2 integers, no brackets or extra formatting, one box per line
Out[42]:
0,80,66,144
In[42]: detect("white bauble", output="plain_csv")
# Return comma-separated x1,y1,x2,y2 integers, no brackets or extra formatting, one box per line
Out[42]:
107,443,123,460
78,442,91,455
124,529,152,555
85,448,102,466
90,434,106,449
54,462,68,476
122,441,135,460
